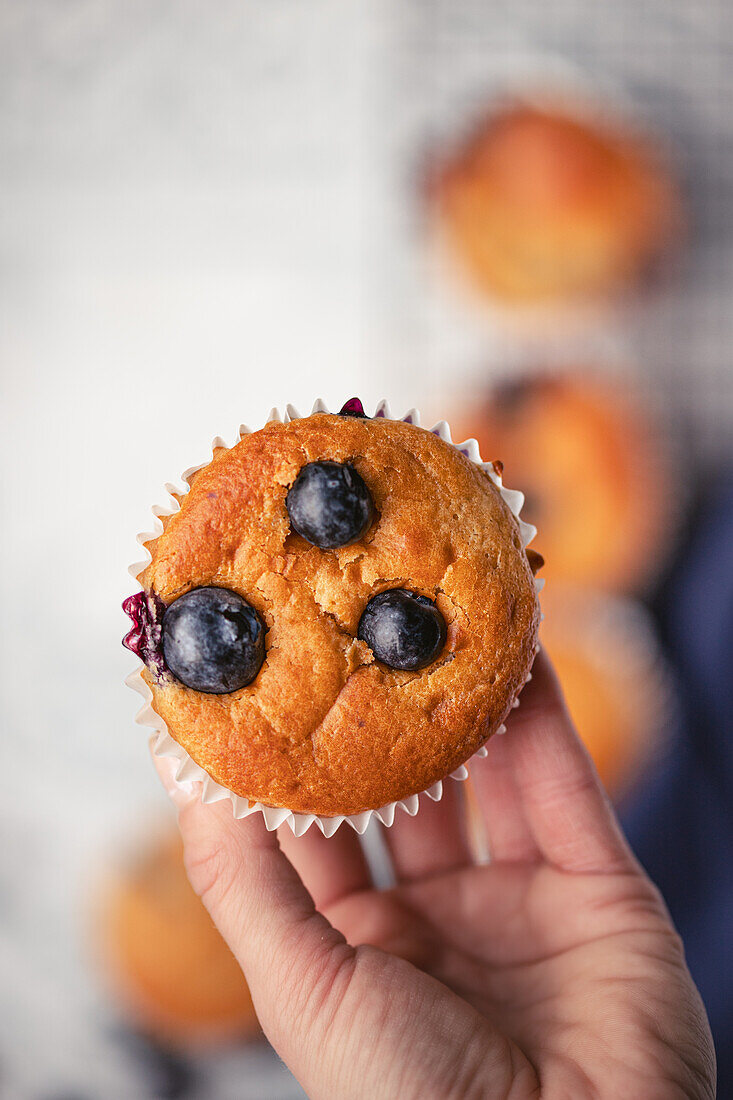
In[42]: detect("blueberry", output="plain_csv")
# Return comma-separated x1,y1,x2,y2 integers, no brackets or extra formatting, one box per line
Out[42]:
357,589,446,671
122,590,169,681
286,461,374,548
338,397,368,418
162,587,266,694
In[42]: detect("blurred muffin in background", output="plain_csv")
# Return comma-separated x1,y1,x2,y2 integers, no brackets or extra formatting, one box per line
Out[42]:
540,586,670,798
431,102,680,305
450,372,674,592
100,829,259,1047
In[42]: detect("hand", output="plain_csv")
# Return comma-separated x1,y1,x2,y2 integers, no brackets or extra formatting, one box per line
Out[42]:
155,654,715,1099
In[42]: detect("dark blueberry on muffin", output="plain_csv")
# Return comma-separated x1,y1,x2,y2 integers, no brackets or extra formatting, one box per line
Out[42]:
358,589,447,671
162,587,266,694
286,461,374,548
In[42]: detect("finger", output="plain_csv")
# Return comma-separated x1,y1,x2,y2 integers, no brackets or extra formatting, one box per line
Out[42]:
151,753,345,1010
174,793,357,1065
383,781,472,883
469,730,541,863
278,821,372,909
503,651,636,874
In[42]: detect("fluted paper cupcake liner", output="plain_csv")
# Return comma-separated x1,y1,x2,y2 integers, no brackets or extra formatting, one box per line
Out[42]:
125,399,542,837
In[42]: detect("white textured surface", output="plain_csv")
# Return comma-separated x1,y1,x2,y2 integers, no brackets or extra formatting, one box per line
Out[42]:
0,2,731,1097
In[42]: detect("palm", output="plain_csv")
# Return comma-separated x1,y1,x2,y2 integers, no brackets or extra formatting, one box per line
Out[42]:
172,655,715,1099
324,858,708,1097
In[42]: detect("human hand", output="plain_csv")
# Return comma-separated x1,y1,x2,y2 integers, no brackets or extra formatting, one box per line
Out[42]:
155,654,715,1099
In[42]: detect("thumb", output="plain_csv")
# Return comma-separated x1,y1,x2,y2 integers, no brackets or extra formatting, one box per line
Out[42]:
154,755,524,1100
153,755,348,1057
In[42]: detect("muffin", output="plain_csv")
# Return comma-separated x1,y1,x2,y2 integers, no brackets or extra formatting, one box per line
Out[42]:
432,102,680,304
100,830,258,1045
449,373,672,592
124,401,541,820
540,586,669,797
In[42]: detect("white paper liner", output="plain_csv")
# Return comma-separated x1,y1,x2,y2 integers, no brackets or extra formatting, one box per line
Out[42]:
126,398,542,836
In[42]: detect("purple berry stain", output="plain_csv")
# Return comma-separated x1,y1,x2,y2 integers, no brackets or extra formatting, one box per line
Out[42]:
338,397,368,418
122,590,171,681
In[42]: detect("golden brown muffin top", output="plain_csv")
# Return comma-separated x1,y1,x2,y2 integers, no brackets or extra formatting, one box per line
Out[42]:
137,413,540,816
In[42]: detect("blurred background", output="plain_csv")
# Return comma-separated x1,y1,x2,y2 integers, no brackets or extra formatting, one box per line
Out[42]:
1,1,732,1097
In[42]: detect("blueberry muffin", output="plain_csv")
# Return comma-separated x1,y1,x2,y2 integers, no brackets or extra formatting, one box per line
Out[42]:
449,373,673,592
124,402,541,817
432,103,680,303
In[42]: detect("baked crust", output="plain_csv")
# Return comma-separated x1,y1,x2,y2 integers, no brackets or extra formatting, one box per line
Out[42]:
138,414,540,816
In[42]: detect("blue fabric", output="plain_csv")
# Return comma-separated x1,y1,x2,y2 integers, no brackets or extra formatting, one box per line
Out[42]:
619,476,733,1095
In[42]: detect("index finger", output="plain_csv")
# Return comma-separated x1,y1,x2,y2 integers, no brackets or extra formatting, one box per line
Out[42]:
488,651,636,875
